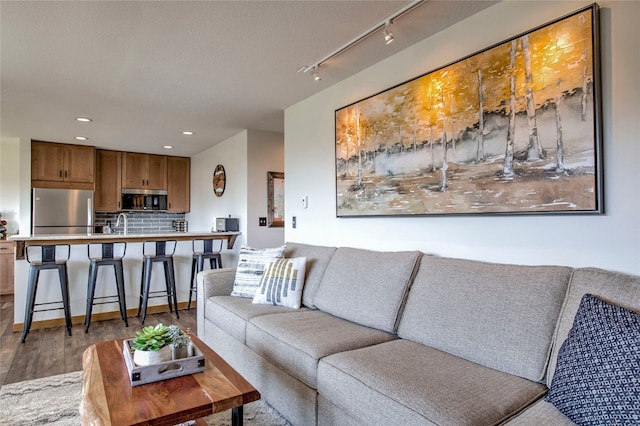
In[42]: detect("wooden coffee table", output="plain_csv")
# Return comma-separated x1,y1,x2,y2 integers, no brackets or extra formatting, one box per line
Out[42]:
80,333,260,426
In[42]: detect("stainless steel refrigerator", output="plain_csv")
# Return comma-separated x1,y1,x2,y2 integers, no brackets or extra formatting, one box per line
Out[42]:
32,188,94,235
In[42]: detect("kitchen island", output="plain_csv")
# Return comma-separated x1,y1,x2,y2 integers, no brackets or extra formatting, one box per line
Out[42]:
9,231,240,332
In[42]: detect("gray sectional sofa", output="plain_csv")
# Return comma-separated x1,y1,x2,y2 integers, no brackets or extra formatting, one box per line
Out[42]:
196,242,640,425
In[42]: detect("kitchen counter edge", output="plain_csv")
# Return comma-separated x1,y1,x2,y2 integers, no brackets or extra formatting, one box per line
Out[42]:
9,231,241,260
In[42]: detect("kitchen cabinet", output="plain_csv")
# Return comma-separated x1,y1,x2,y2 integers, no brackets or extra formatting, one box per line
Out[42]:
95,150,122,212
31,140,95,190
167,156,190,212
0,240,14,295
122,152,167,190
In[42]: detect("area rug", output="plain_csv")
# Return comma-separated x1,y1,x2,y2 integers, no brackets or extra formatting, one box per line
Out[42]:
0,371,290,426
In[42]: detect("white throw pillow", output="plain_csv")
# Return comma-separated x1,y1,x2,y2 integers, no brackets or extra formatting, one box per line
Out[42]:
231,245,286,298
252,257,307,309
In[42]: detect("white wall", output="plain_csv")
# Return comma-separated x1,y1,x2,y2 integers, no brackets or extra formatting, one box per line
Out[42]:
247,130,285,248
284,1,640,275
0,138,20,234
188,129,285,265
188,131,248,266
0,137,31,235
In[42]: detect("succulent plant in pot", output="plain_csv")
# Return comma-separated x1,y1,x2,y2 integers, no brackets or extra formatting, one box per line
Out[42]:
131,324,173,366
167,325,191,360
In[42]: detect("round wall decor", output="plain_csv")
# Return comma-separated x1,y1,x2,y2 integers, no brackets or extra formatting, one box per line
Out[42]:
212,164,226,197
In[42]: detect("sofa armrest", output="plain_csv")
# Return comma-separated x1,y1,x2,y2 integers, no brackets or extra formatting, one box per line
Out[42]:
197,268,237,335
197,267,237,299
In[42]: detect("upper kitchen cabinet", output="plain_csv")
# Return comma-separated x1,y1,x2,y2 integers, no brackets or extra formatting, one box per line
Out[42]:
95,150,122,212
167,156,190,212
122,152,167,190
31,140,95,190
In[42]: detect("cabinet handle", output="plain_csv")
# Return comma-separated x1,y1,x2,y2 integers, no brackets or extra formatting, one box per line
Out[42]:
64,170,68,178
142,179,145,186
59,170,63,177
146,179,149,186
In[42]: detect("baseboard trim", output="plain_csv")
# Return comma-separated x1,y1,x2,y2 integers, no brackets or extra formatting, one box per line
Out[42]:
12,302,191,333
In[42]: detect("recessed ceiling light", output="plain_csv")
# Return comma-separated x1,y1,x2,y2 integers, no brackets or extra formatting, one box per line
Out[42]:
182,131,194,135
75,136,89,141
76,117,93,122
163,145,174,149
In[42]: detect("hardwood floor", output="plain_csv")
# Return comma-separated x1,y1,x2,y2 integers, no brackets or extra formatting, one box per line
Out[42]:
0,295,197,386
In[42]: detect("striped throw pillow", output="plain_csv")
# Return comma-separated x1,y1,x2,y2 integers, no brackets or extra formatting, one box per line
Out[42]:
231,245,286,298
252,257,307,309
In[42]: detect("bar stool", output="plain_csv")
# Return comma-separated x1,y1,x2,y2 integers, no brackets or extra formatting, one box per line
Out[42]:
137,240,179,324
188,239,223,310
84,242,128,332
21,244,72,343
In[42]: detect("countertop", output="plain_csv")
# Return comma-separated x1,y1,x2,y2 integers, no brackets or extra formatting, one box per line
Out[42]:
9,231,241,259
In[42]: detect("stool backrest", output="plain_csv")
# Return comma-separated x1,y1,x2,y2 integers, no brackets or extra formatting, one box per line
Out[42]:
88,242,127,260
193,238,223,254
25,244,70,264
143,240,177,257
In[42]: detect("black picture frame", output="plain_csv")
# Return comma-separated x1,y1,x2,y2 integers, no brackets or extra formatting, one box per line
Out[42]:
335,4,602,217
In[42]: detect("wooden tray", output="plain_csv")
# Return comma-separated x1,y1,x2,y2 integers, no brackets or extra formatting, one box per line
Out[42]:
122,339,205,386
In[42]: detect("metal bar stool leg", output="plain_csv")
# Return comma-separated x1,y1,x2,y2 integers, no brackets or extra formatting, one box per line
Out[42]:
163,260,174,313
188,256,197,310
59,264,72,336
21,267,40,343
166,257,179,319
114,261,128,327
137,261,146,317
84,261,99,332
140,258,153,324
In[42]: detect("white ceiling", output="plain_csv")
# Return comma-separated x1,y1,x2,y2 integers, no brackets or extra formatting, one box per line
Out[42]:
1,0,497,157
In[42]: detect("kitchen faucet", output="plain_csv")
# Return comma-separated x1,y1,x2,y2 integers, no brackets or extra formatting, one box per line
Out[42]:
116,213,128,235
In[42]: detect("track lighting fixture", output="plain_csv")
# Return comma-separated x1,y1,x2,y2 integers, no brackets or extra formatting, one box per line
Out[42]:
383,21,394,45
297,0,424,81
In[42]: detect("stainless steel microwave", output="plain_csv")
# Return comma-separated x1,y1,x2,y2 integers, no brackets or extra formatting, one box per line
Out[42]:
122,189,167,211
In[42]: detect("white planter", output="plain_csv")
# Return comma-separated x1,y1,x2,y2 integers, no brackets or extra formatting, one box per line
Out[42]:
133,345,171,366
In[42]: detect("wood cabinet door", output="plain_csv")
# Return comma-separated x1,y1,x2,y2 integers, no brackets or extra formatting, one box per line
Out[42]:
146,155,167,190
122,152,148,189
64,144,95,183
31,141,65,182
95,150,122,211
0,241,14,295
167,156,190,212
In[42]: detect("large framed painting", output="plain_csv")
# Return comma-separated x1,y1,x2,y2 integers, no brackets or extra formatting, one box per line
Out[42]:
335,4,602,217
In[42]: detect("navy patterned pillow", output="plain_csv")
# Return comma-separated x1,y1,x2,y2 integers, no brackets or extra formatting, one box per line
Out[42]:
545,293,640,425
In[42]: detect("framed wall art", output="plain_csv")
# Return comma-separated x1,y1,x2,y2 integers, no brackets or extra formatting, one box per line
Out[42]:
335,4,602,217
267,171,285,227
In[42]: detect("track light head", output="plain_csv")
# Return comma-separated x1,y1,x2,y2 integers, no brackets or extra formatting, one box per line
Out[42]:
383,22,394,45
313,66,321,81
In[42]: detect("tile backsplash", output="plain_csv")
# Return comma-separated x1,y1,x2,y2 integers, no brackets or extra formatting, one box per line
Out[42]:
95,212,186,234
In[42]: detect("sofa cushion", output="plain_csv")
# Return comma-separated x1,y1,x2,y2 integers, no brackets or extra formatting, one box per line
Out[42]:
205,295,299,343
246,310,397,388
284,242,337,308
313,247,421,333
398,256,572,382
231,245,286,298
503,399,575,425
547,268,640,387
252,257,307,309
317,339,547,425
544,294,640,425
